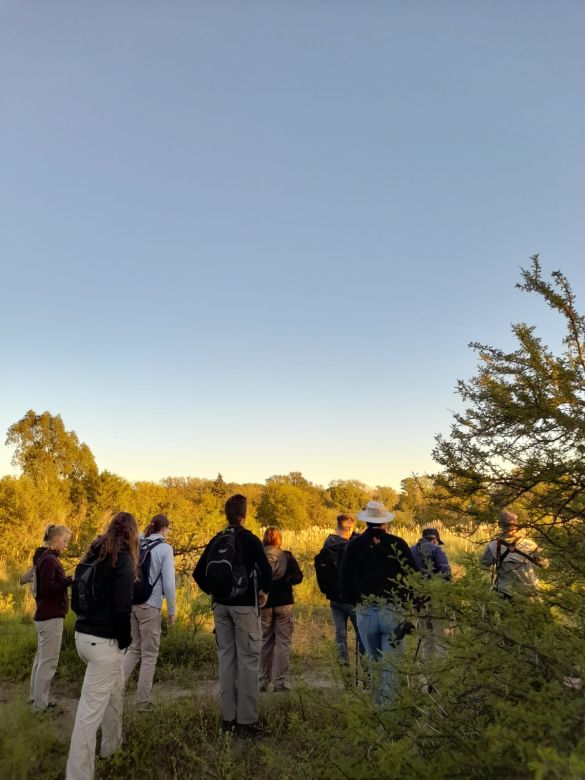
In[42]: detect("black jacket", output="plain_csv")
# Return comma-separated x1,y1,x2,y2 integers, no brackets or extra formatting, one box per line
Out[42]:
340,527,420,606
75,544,134,649
193,525,272,607
264,550,303,609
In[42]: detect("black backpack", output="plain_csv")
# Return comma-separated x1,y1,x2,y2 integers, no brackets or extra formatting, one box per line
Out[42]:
71,556,102,616
204,526,249,601
314,539,346,601
132,539,164,605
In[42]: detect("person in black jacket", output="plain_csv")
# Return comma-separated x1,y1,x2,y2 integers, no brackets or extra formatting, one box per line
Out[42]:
193,494,272,738
259,527,303,692
314,513,365,664
66,512,138,780
340,501,419,706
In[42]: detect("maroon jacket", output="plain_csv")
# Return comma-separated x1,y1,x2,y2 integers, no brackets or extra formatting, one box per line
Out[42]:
33,547,71,621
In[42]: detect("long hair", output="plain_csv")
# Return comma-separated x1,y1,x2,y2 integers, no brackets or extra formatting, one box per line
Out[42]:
144,514,170,537
90,512,139,575
262,526,282,548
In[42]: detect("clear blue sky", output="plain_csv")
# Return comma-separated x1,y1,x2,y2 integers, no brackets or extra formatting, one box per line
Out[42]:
1,1,584,488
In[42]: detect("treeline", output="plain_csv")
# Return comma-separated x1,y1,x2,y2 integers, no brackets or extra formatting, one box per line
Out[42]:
0,409,446,568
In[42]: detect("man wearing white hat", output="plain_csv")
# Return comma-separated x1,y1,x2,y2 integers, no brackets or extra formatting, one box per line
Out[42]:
340,501,419,705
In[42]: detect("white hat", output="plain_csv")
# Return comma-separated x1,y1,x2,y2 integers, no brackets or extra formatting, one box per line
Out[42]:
356,500,394,525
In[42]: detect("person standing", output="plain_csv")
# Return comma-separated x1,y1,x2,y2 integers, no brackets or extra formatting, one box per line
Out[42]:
259,526,303,692
193,494,272,738
314,513,365,664
123,514,176,709
410,527,452,683
29,524,72,712
66,512,138,780
341,501,419,705
480,510,543,599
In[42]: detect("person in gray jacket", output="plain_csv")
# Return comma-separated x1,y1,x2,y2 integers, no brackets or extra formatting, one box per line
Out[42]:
122,514,176,708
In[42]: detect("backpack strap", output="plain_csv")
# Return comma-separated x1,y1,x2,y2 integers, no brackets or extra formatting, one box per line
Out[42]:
142,538,165,587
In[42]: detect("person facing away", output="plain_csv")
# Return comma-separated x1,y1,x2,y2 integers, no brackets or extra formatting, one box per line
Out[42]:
123,513,176,709
66,512,138,780
259,526,303,692
193,494,272,738
410,527,452,676
29,524,72,712
340,501,420,705
314,513,365,664
480,510,543,599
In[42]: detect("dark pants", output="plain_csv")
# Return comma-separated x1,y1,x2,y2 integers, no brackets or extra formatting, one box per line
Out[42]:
330,601,365,663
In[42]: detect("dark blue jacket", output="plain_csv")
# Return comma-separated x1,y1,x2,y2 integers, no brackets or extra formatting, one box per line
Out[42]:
410,538,451,580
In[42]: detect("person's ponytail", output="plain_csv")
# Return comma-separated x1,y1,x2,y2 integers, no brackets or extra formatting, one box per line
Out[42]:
144,514,170,538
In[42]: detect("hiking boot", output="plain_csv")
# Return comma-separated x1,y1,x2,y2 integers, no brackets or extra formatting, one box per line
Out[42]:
221,719,236,735
272,683,290,693
236,722,263,739
35,702,63,716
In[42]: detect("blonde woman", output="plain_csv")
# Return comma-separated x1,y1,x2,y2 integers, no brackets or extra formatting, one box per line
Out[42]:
29,523,72,712
259,527,303,692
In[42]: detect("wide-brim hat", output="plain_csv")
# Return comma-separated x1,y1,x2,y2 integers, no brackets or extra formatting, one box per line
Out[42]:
356,501,394,525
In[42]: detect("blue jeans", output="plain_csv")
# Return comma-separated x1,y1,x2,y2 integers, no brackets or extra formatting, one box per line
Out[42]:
356,604,403,705
330,601,365,663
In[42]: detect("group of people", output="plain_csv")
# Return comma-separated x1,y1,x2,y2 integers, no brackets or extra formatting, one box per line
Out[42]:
24,512,176,779
24,495,542,777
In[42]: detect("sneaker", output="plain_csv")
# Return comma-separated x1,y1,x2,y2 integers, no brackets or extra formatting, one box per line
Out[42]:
221,719,236,734
35,702,63,716
272,684,290,693
136,701,153,713
236,722,263,739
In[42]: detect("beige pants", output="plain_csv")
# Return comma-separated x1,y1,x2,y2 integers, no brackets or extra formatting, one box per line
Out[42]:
30,617,64,710
260,604,294,688
214,604,262,725
66,633,125,780
122,604,162,703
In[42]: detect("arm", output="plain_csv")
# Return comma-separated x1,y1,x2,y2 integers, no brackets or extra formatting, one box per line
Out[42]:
193,544,210,594
285,552,303,586
161,546,176,620
253,537,273,594
37,556,69,597
112,554,134,650
434,547,452,580
340,540,358,605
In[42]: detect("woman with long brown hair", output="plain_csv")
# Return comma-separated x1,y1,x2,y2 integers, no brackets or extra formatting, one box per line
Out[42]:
123,514,176,709
66,512,138,780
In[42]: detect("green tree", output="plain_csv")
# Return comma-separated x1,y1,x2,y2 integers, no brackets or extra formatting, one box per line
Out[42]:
433,257,585,586
327,479,369,513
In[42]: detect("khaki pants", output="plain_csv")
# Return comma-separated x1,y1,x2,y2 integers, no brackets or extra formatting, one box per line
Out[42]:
214,604,262,725
30,617,64,709
122,604,162,703
66,633,125,780
260,604,294,688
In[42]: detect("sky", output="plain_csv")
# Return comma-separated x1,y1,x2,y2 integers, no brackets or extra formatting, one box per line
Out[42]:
1,1,584,489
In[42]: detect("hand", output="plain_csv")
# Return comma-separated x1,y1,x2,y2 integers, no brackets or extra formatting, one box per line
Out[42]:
258,590,268,608
168,614,176,627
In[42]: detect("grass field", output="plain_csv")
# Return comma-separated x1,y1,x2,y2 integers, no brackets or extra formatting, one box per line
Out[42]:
0,525,489,779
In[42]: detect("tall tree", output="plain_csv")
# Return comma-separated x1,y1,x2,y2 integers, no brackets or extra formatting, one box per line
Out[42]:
433,256,585,583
